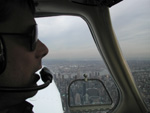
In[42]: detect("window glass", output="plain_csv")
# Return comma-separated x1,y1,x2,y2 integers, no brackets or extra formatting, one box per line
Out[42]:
36,16,119,113
110,0,150,110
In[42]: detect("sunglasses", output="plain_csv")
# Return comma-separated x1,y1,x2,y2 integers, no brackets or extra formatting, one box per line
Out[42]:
0,24,38,51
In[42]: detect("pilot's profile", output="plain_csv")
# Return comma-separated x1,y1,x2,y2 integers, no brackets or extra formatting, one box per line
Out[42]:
0,0,49,112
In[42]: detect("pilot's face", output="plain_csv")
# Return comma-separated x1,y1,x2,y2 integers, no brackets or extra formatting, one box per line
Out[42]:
0,3,48,104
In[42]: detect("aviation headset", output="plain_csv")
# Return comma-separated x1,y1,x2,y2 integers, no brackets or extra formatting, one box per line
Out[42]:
0,36,6,74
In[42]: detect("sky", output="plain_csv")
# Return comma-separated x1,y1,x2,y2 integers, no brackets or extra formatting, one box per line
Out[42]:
110,0,150,60
36,0,150,60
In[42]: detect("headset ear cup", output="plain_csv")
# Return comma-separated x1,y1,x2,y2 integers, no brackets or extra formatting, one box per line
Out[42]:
0,36,6,74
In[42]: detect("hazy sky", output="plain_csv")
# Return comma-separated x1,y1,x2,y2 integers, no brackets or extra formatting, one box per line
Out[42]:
110,0,150,60
36,0,150,60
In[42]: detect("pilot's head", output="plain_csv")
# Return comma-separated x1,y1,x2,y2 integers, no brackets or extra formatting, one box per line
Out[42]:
0,0,48,110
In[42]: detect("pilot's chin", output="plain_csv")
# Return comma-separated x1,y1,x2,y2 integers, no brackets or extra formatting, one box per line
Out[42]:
24,88,38,100
25,74,40,98
28,90,38,98
34,73,40,84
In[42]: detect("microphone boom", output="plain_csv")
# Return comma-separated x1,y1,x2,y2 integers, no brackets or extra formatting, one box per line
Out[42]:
0,67,53,92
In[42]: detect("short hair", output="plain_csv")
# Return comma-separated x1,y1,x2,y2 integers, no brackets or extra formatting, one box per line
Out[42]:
0,0,35,22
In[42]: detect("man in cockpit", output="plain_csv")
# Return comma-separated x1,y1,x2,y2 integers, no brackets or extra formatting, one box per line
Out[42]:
0,0,48,112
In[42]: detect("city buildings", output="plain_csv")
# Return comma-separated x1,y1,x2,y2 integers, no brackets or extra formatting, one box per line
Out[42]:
43,59,150,112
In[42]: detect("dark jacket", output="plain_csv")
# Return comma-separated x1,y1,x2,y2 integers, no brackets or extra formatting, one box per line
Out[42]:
7,101,33,113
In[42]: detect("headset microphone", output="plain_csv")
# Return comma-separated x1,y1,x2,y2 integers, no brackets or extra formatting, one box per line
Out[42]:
40,67,53,83
0,67,53,92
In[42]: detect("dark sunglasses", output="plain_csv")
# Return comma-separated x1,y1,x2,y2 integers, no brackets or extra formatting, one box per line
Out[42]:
0,24,38,51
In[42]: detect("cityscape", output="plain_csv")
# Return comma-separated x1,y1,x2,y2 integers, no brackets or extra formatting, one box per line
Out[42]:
43,59,150,113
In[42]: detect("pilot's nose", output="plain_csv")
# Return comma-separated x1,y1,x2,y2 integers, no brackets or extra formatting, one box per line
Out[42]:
35,40,49,58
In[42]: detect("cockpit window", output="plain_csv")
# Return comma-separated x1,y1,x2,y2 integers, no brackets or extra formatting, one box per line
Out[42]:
35,16,119,113
110,0,150,110
71,0,122,7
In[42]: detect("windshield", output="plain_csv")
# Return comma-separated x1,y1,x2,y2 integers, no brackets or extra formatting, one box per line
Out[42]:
28,16,119,113
110,0,150,110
